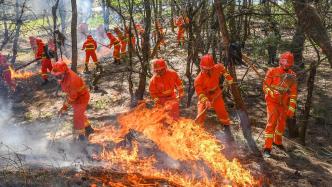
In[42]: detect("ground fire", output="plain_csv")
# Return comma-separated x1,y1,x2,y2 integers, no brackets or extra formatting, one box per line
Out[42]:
1,0,332,186
9,66,36,80
90,103,258,186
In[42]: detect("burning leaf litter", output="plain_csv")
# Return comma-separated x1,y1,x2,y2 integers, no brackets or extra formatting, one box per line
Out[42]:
9,66,36,79
90,103,258,186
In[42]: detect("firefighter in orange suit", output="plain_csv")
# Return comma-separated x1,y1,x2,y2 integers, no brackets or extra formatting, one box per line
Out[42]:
52,60,94,141
0,53,16,91
36,38,53,85
107,32,121,64
263,52,297,157
175,16,189,47
114,27,128,58
194,54,234,128
82,35,101,73
153,20,165,50
149,58,184,119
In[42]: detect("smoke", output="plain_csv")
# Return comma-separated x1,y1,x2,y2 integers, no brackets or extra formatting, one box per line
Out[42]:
0,98,94,170
77,0,93,24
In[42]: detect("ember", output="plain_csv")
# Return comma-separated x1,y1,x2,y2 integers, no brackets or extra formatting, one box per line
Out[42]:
90,104,258,186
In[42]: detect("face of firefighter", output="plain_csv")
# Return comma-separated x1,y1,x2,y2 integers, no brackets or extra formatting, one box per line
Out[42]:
280,59,291,71
155,68,166,76
201,68,212,76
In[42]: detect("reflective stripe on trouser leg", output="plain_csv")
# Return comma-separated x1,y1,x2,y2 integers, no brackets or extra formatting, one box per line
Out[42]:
264,100,280,149
274,106,287,145
264,133,274,149
213,96,231,125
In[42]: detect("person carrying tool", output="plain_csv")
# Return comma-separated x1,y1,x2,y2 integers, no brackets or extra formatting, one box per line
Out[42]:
149,58,185,119
175,16,189,47
114,27,128,58
106,31,121,64
125,26,136,50
82,35,101,73
0,53,16,91
194,54,234,128
52,60,94,142
262,51,297,158
36,38,53,85
153,20,165,50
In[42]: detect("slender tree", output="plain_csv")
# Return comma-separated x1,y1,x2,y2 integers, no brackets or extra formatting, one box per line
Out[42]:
71,0,78,72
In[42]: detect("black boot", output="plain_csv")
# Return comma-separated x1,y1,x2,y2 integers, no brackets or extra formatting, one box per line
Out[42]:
114,59,120,64
42,79,49,86
85,125,95,138
263,148,271,158
78,134,88,142
84,64,90,74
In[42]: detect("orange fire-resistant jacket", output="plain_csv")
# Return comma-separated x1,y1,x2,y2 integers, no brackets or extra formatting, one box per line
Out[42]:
149,69,184,103
82,38,97,51
263,66,297,110
107,32,121,60
60,69,90,130
35,41,44,59
194,63,233,102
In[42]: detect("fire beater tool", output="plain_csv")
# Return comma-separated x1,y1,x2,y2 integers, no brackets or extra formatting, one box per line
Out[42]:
14,58,41,71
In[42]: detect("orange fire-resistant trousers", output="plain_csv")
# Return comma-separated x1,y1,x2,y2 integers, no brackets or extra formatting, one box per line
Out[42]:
72,91,90,131
85,50,98,64
264,100,287,149
156,97,180,120
41,59,52,80
121,40,127,56
2,69,16,89
196,95,231,126
113,45,121,60
177,28,185,44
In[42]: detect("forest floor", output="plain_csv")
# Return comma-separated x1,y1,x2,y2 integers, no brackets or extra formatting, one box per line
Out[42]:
0,28,331,186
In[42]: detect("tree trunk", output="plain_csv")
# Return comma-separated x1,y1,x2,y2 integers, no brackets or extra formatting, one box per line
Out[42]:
215,0,259,153
135,0,151,100
287,23,305,138
300,63,316,145
128,0,135,106
227,0,237,42
290,24,305,69
71,0,78,72
170,0,175,32
59,0,67,33
11,0,25,65
293,0,332,68
0,14,10,51
101,0,110,30
52,0,60,61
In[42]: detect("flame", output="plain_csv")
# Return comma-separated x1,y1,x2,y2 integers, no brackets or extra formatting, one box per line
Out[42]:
9,66,35,79
90,104,259,186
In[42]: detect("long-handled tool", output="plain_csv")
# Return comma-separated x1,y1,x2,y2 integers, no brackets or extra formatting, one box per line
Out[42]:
50,115,62,147
194,91,222,123
14,58,41,71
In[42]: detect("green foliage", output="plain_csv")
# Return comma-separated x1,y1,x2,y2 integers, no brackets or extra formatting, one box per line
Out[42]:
88,13,104,28
91,97,111,110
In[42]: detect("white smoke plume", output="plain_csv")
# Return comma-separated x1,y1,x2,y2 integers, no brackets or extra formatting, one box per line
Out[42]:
0,98,94,170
